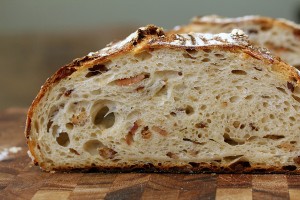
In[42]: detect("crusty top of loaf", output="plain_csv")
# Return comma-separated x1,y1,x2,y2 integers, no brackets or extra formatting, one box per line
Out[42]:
25,24,300,141
193,15,300,27
172,15,300,37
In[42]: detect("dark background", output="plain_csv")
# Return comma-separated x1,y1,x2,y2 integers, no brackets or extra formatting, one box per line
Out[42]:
1,0,300,110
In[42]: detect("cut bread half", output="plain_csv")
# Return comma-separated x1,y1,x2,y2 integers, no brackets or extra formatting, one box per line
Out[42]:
171,15,300,69
25,25,300,173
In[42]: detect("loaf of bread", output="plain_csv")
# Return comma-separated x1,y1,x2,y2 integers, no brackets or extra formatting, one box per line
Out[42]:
171,15,300,69
25,25,300,173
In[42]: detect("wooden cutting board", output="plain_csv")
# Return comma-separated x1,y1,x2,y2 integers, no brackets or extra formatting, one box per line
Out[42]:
0,108,299,200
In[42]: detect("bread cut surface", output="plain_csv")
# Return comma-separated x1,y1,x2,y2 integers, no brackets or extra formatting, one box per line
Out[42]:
171,15,300,69
25,25,300,173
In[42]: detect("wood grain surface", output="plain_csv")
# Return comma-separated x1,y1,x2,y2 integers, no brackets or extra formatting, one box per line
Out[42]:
0,108,299,200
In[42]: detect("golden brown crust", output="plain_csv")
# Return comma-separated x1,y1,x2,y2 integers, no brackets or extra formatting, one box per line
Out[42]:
171,15,300,36
25,24,300,172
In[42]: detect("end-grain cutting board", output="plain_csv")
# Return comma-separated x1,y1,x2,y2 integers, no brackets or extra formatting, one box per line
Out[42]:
0,108,299,200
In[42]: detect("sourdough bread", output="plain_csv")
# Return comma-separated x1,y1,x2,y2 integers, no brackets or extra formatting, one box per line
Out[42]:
25,25,300,173
171,15,300,69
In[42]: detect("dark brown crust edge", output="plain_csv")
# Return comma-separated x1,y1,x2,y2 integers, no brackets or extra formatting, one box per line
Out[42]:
50,163,300,174
25,25,300,172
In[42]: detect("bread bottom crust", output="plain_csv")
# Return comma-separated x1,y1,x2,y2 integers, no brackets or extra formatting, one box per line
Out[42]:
48,163,300,174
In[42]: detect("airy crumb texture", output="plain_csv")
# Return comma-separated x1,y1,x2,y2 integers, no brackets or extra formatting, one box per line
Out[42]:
25,25,300,173
171,15,300,68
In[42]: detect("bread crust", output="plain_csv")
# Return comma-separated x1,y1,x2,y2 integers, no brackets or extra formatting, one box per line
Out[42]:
49,163,300,174
171,15,300,37
25,25,300,172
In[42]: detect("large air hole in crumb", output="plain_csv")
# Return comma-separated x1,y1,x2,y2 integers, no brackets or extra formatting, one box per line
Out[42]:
288,81,296,93
293,105,299,111
261,117,268,123
276,87,287,94
166,152,178,159
223,155,243,162
186,49,197,55
69,148,80,155
83,140,104,155
284,101,290,106
47,120,53,132
229,96,239,103
223,133,245,145
201,58,210,62
127,110,141,121
99,147,117,159
134,51,152,61
263,135,285,140
34,120,39,133
52,125,59,137
155,85,167,97
66,123,74,130
91,89,102,95
200,105,207,110
233,121,240,128
86,64,109,78
203,49,212,53
189,162,200,168
56,132,70,147
245,95,253,100
93,106,115,129
154,70,182,80
182,53,196,59
185,105,194,115
240,124,245,129
231,70,247,75
49,106,59,117
214,53,224,58
293,86,300,94
289,116,296,121
261,95,270,99
292,95,300,103
229,161,251,171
